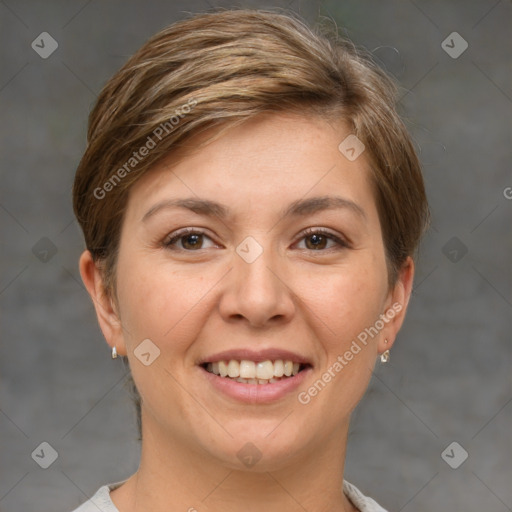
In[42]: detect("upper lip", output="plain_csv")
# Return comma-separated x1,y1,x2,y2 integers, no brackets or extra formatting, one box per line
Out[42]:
198,348,312,366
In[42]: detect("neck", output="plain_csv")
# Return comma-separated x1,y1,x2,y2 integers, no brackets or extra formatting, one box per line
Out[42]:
111,414,358,512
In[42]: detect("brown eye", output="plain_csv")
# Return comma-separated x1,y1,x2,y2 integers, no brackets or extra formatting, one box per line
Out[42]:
296,229,348,251
164,229,216,251
305,233,328,250
181,233,203,250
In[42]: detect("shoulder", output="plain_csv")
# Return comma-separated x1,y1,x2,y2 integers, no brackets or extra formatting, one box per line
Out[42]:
343,480,389,512
69,481,125,512
70,479,386,512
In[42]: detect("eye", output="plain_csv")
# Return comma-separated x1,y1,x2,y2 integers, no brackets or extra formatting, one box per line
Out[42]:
163,228,217,251
295,228,349,251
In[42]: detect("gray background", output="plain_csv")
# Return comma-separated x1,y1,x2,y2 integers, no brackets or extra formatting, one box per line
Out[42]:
0,0,511,510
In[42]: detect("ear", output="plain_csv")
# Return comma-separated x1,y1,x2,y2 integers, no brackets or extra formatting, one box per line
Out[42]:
378,256,415,355
79,250,127,356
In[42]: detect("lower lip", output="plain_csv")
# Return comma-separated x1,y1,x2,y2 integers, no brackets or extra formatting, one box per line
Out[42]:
200,366,312,404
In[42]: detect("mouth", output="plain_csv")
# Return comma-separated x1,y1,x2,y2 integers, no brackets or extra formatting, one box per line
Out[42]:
197,349,313,403
200,359,311,385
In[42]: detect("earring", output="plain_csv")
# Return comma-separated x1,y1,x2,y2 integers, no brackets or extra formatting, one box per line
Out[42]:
111,346,118,359
380,339,390,363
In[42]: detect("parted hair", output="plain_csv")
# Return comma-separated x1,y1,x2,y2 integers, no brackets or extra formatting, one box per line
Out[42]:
73,8,429,441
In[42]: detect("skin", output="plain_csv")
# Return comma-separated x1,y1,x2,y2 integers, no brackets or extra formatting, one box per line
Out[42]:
80,113,414,512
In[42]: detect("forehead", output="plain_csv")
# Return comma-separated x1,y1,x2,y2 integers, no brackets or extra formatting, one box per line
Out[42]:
124,113,378,224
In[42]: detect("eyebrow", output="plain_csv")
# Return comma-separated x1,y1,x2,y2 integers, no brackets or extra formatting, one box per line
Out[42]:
283,196,367,221
142,198,229,222
141,195,367,223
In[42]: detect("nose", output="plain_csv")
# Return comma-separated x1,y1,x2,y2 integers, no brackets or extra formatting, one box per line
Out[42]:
218,243,296,328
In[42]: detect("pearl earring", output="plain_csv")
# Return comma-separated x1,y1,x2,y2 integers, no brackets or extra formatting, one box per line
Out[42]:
111,346,118,359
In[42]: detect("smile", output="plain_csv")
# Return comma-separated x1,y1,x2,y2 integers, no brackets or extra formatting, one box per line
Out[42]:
202,359,307,384
198,349,313,403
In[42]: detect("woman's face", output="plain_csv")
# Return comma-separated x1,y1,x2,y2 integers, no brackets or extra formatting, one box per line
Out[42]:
84,113,412,470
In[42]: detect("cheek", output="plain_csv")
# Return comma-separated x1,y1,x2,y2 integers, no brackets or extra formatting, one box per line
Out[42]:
115,254,217,352
323,288,382,365
300,260,388,347
114,258,219,416
297,269,387,420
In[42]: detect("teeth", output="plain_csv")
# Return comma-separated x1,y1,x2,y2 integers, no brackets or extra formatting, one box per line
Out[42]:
274,359,284,377
227,360,239,378
239,360,256,379
218,361,228,377
256,360,274,380
205,358,305,381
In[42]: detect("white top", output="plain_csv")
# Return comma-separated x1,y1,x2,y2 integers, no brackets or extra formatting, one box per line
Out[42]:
70,479,388,512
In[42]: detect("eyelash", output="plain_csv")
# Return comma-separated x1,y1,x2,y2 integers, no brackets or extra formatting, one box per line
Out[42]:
163,227,350,252
299,227,350,250
163,228,216,250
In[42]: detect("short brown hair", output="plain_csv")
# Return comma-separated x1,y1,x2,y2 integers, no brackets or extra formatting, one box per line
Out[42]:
73,8,429,440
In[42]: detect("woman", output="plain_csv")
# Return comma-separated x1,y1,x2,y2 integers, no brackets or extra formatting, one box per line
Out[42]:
71,8,429,512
